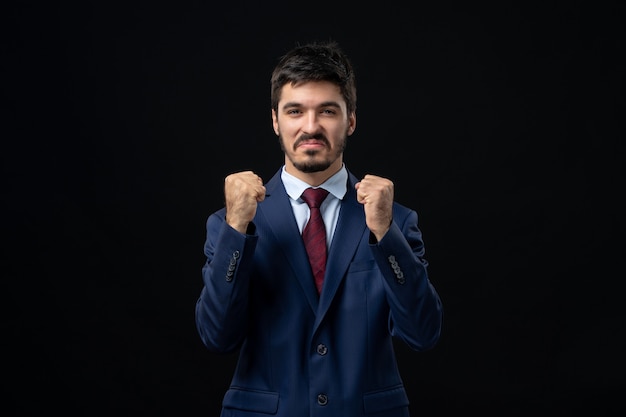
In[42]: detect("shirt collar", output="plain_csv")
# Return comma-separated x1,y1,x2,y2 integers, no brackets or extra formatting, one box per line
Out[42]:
281,164,348,202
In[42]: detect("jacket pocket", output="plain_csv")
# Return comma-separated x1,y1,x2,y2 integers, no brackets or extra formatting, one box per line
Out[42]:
348,259,377,273
223,387,279,414
363,385,409,414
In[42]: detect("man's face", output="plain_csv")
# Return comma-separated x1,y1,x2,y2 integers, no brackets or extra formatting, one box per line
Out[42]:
272,81,356,177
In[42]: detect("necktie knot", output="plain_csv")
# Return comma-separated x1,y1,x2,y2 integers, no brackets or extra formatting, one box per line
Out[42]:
301,187,329,209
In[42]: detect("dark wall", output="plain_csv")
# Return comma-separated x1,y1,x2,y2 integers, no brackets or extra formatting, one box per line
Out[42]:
4,1,624,415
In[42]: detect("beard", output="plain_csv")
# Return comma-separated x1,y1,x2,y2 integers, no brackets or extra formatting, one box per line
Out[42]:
294,152,333,173
278,131,348,173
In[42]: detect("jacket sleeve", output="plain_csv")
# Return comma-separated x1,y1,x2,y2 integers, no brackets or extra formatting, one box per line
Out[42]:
195,209,258,353
369,208,443,351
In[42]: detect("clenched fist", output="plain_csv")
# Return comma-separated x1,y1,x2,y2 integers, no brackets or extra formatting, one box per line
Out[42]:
224,171,266,233
355,174,394,241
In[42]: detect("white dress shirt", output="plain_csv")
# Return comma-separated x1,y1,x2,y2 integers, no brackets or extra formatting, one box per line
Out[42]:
280,165,348,248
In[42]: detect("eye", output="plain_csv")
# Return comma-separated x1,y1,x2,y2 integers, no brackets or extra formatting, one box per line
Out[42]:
321,108,337,115
286,109,302,115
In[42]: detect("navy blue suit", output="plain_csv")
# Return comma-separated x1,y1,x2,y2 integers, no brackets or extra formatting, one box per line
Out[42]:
196,168,443,416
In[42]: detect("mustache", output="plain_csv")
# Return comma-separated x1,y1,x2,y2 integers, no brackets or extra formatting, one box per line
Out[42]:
293,133,329,149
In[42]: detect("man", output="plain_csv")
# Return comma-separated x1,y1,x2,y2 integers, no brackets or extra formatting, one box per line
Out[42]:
195,40,443,416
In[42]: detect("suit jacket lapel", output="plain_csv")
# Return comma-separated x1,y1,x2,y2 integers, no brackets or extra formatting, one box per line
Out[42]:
256,169,369,324
256,170,320,312
315,173,368,327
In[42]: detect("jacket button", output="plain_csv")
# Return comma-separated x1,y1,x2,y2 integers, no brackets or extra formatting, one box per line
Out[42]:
317,393,328,406
316,343,328,355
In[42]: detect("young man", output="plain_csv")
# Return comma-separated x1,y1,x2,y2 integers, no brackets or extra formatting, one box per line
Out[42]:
195,41,443,416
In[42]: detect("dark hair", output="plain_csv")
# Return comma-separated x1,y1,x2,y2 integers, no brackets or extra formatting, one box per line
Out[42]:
270,41,357,115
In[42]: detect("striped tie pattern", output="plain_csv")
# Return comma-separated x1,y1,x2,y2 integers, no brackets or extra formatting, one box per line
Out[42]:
301,187,329,294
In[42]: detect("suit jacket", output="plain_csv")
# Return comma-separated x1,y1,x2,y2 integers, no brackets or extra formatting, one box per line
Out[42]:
196,168,443,417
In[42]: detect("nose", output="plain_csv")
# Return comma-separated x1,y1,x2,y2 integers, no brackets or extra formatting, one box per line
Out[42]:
302,111,321,134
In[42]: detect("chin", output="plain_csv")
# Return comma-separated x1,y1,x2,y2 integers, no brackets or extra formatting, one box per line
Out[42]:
294,159,331,173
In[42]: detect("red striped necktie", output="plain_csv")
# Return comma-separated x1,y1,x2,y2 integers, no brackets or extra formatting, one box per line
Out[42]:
301,187,330,294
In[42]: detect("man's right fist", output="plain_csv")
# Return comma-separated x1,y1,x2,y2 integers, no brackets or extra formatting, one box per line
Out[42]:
224,171,266,233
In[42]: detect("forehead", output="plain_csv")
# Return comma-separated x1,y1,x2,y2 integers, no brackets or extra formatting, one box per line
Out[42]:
279,80,344,108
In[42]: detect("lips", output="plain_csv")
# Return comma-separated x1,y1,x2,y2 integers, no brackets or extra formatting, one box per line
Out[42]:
297,139,326,149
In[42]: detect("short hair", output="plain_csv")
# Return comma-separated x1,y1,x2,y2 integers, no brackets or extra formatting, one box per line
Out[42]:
270,41,357,115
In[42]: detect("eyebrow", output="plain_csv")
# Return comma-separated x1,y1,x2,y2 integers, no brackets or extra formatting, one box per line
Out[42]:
281,101,342,110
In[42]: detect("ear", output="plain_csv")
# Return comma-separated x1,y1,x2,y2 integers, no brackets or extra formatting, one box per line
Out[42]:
271,109,279,135
347,112,356,136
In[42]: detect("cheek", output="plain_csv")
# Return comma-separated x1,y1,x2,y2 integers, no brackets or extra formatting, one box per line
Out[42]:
330,123,350,138
277,120,298,137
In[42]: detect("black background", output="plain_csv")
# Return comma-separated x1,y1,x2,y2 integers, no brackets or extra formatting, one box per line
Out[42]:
4,1,625,415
